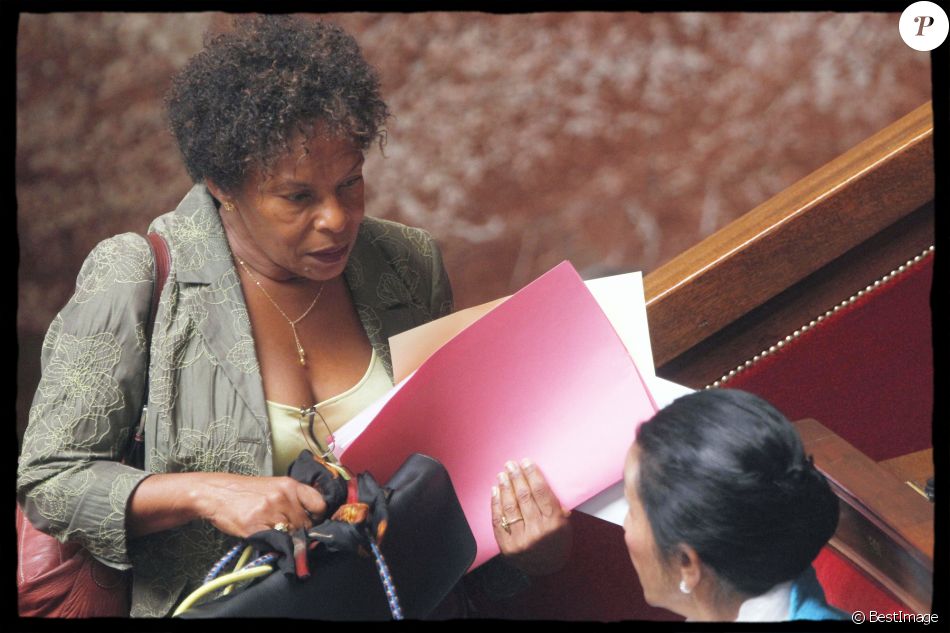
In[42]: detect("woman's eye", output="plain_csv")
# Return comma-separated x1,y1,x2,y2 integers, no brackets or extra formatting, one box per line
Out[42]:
340,176,363,189
285,192,311,203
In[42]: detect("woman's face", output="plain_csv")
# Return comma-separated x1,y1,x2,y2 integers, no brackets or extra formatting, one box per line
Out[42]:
623,445,680,612
224,123,366,282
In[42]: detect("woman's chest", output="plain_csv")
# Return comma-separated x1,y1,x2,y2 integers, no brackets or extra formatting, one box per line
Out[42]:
242,277,375,408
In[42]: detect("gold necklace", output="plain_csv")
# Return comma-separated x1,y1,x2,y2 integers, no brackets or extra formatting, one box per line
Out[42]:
237,258,325,367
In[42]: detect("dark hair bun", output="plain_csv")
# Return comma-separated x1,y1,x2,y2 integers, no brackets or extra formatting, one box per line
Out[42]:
635,389,839,597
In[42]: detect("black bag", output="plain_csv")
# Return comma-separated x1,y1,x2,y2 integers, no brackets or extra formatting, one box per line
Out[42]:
180,453,476,620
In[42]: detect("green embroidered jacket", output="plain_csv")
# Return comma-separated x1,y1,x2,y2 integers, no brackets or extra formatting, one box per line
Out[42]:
17,184,453,617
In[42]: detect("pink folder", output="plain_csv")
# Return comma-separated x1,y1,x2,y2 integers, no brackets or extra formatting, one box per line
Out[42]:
340,261,657,569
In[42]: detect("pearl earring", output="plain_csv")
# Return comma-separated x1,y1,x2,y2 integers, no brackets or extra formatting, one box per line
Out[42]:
679,580,691,594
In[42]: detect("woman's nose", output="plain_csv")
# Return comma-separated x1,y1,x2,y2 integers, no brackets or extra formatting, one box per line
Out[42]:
313,197,348,233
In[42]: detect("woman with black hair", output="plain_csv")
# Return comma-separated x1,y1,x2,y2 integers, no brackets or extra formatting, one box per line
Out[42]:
622,389,847,621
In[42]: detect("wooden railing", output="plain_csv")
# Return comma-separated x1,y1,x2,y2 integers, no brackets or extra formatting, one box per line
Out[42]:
645,101,934,387
642,102,935,612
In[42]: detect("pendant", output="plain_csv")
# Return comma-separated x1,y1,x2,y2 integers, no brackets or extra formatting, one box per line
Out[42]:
291,325,307,366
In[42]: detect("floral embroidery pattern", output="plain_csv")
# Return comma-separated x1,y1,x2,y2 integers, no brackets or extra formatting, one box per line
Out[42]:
149,290,210,431
165,211,230,273
356,303,382,341
28,469,93,524
30,332,125,457
401,223,433,259
134,322,148,353
150,417,258,476
36,332,123,414
73,234,152,304
87,473,143,560
41,314,64,354
226,309,259,374
377,271,411,306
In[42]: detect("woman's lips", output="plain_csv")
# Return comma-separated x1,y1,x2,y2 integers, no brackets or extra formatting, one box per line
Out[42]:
308,245,348,264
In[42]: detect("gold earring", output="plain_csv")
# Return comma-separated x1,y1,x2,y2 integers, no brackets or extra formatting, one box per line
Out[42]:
222,201,235,213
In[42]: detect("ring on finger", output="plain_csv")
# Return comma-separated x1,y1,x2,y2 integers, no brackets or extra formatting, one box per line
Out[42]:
273,522,290,532
500,515,524,534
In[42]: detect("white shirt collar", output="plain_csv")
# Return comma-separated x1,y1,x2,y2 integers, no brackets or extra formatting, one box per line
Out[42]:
734,580,793,622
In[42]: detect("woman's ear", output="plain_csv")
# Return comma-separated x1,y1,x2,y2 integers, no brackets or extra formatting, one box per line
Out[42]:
204,179,227,205
676,544,703,594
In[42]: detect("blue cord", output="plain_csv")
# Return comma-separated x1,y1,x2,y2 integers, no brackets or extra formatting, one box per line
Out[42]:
241,552,279,570
204,543,245,584
369,538,403,620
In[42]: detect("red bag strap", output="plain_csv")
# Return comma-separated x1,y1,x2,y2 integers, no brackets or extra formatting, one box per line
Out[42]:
124,232,171,465
146,231,171,342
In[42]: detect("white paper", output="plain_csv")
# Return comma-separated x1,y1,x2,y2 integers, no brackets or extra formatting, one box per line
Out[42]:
576,375,695,525
583,272,656,378
575,272,694,525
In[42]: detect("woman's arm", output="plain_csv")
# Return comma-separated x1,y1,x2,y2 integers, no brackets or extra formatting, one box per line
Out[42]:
126,471,326,538
17,234,156,569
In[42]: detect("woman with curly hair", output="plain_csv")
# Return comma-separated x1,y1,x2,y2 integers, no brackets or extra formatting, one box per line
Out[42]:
17,15,569,618
622,389,847,621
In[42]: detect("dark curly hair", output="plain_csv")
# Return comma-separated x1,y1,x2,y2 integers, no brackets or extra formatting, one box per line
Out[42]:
165,15,390,193
635,389,839,597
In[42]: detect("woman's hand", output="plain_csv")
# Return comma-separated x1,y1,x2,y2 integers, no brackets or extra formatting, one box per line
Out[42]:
195,473,328,538
491,458,573,576
127,472,327,539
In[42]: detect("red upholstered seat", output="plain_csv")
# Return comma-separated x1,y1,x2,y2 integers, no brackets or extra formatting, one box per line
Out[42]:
812,547,904,615
724,252,933,462
725,251,933,613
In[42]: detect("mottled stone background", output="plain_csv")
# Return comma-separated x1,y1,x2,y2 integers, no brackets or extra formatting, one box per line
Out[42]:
16,12,931,436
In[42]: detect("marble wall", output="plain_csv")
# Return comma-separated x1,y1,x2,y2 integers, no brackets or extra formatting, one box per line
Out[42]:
16,12,932,435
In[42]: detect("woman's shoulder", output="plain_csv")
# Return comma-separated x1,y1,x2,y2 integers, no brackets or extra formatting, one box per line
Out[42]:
146,185,217,239
352,216,453,320
356,216,441,280
147,186,235,280
37,232,154,370
71,232,154,304
358,216,437,258
86,231,152,256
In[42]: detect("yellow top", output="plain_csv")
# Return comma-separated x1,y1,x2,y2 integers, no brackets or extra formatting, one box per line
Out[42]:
266,348,393,476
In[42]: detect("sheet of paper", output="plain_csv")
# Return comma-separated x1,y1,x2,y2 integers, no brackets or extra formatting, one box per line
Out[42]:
351,268,687,529
339,262,658,569
575,375,696,525
390,271,654,384
391,298,508,384
585,272,655,378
